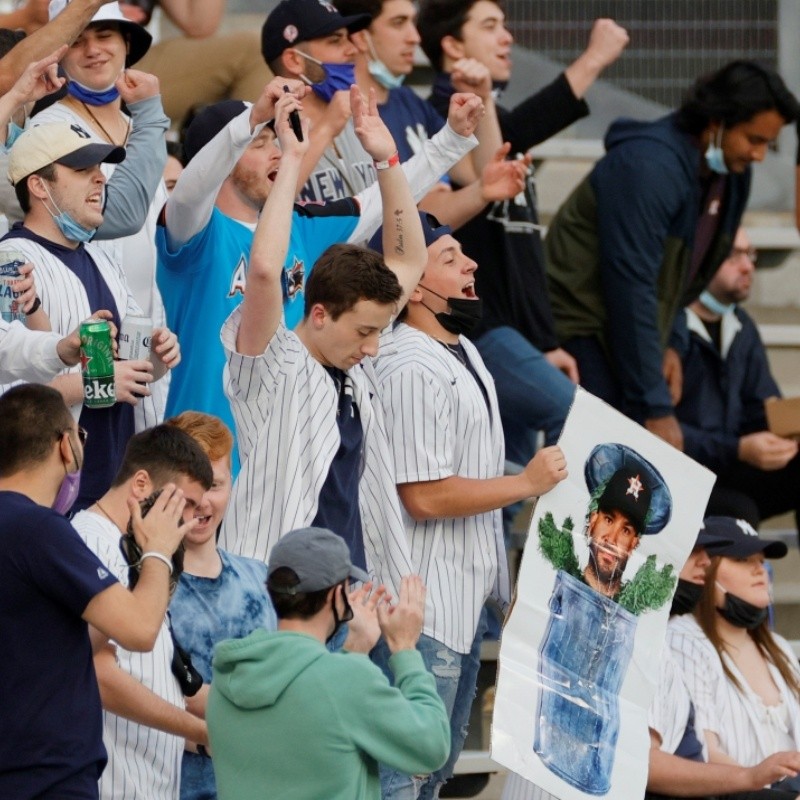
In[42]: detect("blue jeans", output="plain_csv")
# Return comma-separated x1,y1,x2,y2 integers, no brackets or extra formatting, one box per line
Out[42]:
474,327,576,458
371,614,487,800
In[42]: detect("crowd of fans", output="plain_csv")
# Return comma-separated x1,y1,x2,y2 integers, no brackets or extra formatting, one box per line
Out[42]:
1,0,800,798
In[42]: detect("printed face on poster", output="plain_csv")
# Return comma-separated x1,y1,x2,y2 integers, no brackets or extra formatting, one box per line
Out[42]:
492,389,715,800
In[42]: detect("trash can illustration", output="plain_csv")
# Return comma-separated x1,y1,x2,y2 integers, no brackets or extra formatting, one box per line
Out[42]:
533,569,637,795
533,442,675,796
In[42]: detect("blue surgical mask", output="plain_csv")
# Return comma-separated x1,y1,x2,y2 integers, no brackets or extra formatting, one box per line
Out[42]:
41,180,98,243
296,50,355,103
365,33,404,90
699,289,735,316
705,126,728,175
3,120,25,153
67,78,120,106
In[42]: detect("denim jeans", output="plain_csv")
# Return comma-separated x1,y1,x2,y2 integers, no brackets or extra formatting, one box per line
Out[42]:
474,326,576,457
371,613,488,800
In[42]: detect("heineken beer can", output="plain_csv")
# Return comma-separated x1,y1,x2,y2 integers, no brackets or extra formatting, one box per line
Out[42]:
80,320,116,408
0,249,26,323
118,315,153,361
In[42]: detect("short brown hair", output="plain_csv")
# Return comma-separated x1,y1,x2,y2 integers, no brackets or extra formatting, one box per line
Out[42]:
304,243,401,320
0,384,73,476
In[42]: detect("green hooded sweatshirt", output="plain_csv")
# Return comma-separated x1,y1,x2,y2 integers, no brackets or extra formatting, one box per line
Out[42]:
208,629,450,800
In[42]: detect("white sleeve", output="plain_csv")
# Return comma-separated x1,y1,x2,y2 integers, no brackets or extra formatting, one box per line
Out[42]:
165,105,263,249
347,123,478,243
668,627,720,737
0,319,66,383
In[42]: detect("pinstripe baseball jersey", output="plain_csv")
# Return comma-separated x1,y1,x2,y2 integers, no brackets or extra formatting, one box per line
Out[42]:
668,613,800,765
218,308,414,596
33,104,170,430
0,319,65,383
0,229,163,509
72,510,182,800
374,324,509,654
648,647,700,756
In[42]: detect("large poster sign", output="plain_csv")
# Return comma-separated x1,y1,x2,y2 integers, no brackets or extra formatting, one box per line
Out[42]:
492,389,715,800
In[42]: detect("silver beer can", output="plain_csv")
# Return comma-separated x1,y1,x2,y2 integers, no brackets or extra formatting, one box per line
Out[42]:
0,249,27,323
118,315,153,360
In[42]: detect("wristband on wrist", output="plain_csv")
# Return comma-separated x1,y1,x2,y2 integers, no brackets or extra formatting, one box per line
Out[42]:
24,296,41,315
374,151,400,171
140,551,174,575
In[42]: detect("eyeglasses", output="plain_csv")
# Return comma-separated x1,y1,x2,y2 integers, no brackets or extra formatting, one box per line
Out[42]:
56,426,88,445
730,246,757,264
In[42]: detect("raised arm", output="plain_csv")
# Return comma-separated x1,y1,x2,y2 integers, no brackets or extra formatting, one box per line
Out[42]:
351,86,427,306
0,0,112,95
165,77,304,248
236,91,309,357
97,70,170,240
563,18,629,100
348,91,483,244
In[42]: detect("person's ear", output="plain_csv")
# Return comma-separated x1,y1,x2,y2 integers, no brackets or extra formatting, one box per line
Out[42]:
308,303,329,329
349,29,370,55
130,469,154,500
28,174,49,202
281,48,306,78
441,34,465,62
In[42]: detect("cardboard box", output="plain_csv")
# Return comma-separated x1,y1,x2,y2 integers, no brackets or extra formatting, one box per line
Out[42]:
765,397,800,438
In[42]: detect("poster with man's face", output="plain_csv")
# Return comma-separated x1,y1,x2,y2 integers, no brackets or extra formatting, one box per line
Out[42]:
491,389,715,800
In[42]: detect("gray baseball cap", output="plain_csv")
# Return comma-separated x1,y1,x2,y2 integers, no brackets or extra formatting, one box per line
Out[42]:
268,526,370,593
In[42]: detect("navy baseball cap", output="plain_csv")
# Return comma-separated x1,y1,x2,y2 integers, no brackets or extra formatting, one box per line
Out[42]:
702,516,788,559
183,100,248,164
694,521,734,552
267,527,370,593
585,443,672,536
368,211,452,254
261,0,370,64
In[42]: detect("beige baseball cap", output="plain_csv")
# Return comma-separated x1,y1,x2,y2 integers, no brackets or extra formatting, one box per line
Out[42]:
8,122,125,186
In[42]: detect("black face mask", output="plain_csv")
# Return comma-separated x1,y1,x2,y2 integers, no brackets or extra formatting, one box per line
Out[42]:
717,586,769,630
420,285,483,337
670,579,703,616
326,583,354,644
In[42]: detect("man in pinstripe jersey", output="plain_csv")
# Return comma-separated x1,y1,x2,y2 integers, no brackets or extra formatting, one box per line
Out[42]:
370,212,567,800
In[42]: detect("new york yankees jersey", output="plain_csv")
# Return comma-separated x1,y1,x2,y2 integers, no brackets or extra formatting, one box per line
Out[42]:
34,104,171,430
72,511,182,800
375,324,509,654
218,308,414,597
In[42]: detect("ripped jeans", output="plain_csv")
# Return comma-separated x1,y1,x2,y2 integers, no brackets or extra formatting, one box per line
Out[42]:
371,614,487,800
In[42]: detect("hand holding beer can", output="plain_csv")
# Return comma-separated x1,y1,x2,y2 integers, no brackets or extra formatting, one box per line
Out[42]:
80,320,116,408
0,249,27,323
118,315,153,361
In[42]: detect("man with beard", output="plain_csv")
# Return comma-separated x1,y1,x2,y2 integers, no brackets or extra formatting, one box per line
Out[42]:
583,465,653,598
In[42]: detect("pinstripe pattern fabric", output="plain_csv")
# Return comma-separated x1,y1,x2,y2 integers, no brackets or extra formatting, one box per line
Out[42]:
668,614,800,765
375,324,509,654
648,648,696,755
500,773,556,800
218,309,414,595
0,238,143,411
72,511,182,800
34,104,170,429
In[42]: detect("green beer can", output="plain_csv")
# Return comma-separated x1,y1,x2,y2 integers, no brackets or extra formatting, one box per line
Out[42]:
80,320,116,408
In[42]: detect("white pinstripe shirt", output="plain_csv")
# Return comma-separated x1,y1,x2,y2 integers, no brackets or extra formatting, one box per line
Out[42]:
219,309,414,595
374,324,509,654
33,106,170,429
648,646,701,756
0,235,164,435
668,614,800,765
72,511,182,800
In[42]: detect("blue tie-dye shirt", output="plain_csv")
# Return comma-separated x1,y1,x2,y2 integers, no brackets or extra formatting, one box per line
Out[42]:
170,548,277,800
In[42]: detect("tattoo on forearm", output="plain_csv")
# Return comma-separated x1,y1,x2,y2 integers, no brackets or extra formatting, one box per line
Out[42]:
393,209,404,255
